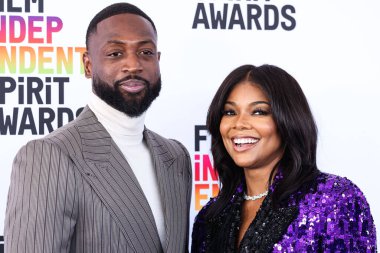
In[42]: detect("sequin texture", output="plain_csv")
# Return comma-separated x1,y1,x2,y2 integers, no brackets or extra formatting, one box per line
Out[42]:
191,172,377,252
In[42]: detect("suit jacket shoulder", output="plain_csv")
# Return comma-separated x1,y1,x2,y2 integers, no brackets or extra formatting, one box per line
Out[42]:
144,128,190,157
144,128,192,176
40,106,108,158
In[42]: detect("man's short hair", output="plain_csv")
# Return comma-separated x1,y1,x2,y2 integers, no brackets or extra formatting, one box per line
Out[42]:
85,2,156,49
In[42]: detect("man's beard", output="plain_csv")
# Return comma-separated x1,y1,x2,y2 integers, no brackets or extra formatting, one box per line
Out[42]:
93,75,161,117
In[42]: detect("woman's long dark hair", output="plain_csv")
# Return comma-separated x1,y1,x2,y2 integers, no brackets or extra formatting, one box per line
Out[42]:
205,64,320,218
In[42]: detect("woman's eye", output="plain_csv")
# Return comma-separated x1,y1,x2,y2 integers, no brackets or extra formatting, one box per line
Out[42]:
222,110,236,116
252,109,269,115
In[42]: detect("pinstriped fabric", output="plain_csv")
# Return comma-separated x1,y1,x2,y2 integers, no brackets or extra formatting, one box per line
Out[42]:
5,140,78,253
72,176,132,253
4,106,192,253
145,131,192,252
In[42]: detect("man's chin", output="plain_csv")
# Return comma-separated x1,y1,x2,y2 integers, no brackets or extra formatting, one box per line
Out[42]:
119,87,146,98
120,94,146,107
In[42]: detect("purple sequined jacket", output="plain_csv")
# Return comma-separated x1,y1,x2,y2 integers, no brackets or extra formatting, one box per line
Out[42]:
191,172,377,252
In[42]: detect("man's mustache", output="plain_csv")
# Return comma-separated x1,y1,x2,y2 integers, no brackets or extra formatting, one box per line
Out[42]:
115,76,150,87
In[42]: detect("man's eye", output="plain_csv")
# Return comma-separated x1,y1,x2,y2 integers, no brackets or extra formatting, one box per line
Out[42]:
139,49,154,56
222,110,235,116
108,52,122,57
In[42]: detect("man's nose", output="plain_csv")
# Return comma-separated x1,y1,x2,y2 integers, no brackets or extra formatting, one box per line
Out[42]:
121,54,143,73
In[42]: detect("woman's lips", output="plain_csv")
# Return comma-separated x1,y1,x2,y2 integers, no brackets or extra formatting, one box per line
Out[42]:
232,137,259,152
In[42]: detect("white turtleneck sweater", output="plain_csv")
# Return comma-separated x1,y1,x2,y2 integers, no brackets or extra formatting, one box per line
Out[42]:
88,92,165,247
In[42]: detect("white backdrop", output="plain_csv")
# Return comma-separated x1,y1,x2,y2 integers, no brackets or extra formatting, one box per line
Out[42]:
1,0,379,249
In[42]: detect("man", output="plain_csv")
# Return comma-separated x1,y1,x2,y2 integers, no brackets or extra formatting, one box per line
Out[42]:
4,3,192,253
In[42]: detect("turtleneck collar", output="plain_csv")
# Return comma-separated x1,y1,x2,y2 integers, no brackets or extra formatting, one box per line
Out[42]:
88,92,146,145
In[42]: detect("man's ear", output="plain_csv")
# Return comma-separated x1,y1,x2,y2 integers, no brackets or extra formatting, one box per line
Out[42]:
157,51,161,61
83,51,92,78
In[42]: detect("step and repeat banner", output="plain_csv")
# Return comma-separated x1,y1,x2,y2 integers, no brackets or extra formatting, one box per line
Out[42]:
1,0,379,250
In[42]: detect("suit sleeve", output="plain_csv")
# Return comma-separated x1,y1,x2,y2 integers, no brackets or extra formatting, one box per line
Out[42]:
4,140,79,253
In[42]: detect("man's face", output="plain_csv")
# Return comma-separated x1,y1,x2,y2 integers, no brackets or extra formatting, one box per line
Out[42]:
83,13,161,117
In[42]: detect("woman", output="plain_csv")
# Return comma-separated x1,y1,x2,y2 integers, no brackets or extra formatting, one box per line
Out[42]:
191,64,377,252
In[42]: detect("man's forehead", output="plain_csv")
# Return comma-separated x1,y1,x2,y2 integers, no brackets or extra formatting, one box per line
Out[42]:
97,13,155,32
89,15,156,41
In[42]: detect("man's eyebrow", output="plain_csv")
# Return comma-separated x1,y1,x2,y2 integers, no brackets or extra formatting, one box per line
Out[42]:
106,39,156,45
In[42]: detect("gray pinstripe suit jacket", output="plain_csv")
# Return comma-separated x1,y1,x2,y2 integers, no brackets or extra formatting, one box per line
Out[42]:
4,106,192,253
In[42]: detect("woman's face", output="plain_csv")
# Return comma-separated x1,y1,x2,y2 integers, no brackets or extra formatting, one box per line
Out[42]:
219,81,283,171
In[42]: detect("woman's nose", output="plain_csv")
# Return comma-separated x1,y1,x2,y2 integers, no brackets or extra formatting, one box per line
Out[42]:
234,114,251,130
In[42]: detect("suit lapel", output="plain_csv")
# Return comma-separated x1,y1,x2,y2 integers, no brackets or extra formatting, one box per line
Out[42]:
144,129,178,251
71,107,162,253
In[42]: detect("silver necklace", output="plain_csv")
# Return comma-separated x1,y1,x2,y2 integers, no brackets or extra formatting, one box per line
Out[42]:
243,190,268,201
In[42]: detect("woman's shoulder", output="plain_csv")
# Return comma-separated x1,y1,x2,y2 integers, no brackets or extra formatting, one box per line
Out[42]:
191,196,220,252
194,183,243,223
193,196,218,224
295,171,373,218
313,172,367,201
280,172,377,250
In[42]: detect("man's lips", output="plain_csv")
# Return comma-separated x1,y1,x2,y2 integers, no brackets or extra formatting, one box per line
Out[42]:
118,79,146,94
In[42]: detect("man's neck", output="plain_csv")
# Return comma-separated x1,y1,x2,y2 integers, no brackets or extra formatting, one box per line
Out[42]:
88,92,146,145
